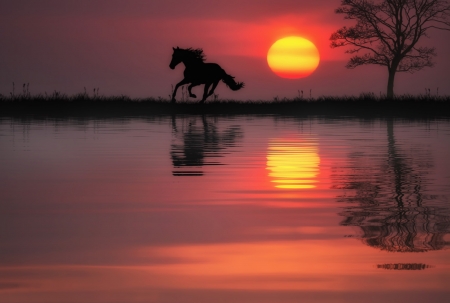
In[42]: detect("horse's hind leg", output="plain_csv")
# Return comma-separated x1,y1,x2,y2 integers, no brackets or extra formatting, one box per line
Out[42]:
200,83,212,103
188,84,198,98
207,80,220,98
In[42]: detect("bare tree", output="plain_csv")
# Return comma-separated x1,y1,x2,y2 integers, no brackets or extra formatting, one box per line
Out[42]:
330,0,450,98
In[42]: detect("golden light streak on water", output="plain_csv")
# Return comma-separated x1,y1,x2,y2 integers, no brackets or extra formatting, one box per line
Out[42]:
266,138,320,189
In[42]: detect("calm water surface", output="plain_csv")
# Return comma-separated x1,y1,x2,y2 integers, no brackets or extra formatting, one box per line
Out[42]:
1,115,449,303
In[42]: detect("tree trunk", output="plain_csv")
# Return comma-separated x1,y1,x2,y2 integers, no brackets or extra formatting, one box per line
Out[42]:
387,68,396,99
387,59,401,99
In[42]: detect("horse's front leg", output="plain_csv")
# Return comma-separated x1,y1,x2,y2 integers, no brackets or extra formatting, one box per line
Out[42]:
188,84,199,98
200,83,212,103
172,79,189,103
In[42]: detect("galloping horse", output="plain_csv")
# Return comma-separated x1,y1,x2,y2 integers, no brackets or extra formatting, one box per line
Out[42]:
169,47,244,103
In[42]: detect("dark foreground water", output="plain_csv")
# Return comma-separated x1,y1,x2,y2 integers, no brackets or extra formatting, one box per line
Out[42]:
1,115,449,303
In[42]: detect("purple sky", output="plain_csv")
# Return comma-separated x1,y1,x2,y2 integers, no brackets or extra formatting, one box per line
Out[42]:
1,0,449,100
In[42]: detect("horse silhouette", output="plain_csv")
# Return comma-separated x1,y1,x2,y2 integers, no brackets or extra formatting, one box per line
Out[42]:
169,47,244,103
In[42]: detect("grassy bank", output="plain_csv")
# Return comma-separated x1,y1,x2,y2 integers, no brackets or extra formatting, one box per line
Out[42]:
1,93,450,119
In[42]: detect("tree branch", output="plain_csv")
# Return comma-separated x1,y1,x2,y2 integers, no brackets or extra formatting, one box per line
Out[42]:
330,0,450,74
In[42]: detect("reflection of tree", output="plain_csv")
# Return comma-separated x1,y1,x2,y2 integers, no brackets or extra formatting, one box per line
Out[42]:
334,119,450,252
170,115,242,176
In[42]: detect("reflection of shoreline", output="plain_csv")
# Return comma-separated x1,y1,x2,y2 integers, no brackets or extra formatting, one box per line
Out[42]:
377,263,433,270
171,115,242,176
333,119,450,253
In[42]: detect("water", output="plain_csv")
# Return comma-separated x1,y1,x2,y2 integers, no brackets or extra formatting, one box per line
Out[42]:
1,115,449,303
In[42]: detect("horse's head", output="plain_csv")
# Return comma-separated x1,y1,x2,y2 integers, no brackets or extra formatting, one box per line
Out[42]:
169,47,182,69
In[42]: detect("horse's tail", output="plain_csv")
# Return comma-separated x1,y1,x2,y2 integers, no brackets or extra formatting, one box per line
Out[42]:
222,74,244,91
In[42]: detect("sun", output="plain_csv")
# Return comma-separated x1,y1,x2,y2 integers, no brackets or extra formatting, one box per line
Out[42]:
267,36,320,79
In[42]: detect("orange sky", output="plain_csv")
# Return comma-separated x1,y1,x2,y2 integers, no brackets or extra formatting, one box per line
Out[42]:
1,0,449,99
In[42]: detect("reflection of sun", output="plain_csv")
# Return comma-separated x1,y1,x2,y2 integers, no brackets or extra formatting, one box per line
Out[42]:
266,138,320,189
267,36,320,79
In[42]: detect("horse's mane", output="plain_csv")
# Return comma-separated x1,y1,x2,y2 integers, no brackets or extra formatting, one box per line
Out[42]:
182,48,205,62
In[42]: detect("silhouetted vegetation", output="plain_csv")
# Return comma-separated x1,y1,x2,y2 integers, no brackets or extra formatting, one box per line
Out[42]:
331,0,450,98
1,92,450,119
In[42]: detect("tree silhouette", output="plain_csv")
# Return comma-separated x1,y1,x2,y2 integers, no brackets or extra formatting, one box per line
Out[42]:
330,0,450,98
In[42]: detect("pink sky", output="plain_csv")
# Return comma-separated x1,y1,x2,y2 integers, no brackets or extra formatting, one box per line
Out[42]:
1,0,449,100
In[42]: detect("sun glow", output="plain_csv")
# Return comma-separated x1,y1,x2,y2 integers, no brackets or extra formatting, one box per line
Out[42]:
267,36,320,79
266,138,320,189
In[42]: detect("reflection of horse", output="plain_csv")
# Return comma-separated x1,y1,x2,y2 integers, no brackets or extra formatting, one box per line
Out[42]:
169,47,244,103
170,115,242,176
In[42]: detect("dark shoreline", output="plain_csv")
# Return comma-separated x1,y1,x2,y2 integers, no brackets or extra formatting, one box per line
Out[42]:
1,95,450,119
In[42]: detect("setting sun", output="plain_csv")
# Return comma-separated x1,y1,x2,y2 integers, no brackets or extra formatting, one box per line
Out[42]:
267,36,320,79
